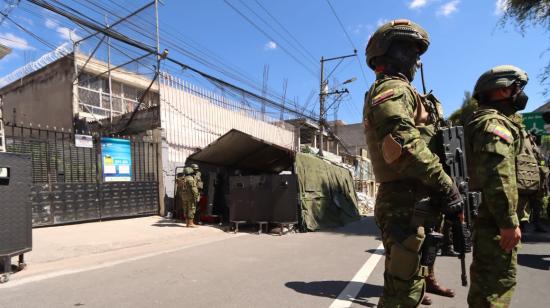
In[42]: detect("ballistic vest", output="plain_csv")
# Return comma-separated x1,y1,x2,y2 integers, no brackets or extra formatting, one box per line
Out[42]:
466,109,539,193
363,75,443,183
516,128,541,194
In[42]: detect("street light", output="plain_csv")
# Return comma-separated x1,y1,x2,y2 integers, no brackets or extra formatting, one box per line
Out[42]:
342,77,357,85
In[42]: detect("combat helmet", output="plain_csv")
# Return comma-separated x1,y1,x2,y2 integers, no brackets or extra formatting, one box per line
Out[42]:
366,19,430,70
473,65,528,100
183,166,194,176
190,163,199,170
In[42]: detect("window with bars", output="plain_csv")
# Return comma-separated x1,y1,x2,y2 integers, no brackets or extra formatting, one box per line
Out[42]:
77,73,158,119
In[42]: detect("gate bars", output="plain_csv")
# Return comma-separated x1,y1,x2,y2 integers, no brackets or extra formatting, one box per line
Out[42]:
4,124,160,226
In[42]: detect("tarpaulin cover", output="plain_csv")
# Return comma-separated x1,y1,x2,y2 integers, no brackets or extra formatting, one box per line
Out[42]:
187,129,294,173
295,153,360,231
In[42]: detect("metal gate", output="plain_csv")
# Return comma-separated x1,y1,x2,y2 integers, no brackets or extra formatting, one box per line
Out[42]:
4,124,160,227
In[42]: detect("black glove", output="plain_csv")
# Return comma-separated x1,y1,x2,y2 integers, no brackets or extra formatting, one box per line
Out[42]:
442,181,464,217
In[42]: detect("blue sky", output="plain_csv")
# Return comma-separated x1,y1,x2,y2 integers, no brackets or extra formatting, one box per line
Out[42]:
1,0,549,124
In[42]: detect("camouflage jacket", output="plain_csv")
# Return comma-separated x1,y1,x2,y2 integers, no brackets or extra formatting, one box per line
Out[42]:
465,107,521,229
363,73,453,194
177,175,199,201
194,171,204,191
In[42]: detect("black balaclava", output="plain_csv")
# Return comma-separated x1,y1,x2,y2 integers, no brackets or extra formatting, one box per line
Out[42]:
484,84,529,115
384,40,421,81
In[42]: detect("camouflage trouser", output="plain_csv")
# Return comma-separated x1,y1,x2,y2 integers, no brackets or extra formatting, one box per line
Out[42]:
375,184,426,308
517,193,542,223
467,223,518,308
183,199,196,220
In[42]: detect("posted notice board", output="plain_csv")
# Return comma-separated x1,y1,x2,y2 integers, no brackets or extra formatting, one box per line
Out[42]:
101,138,132,182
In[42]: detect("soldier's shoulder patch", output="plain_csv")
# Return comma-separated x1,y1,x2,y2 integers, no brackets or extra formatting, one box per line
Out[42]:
371,89,396,106
487,123,513,143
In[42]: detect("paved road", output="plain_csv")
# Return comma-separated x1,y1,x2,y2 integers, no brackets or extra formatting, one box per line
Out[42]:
0,217,548,308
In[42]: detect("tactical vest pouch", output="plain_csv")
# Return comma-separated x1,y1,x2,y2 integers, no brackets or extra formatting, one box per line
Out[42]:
177,179,188,193
388,227,425,280
516,153,540,194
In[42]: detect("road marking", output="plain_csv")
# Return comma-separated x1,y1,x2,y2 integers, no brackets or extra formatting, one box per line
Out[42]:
0,234,245,289
329,243,385,308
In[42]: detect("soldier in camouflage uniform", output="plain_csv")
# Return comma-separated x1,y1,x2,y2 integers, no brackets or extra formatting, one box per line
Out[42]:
515,128,549,233
178,166,199,228
191,163,203,223
466,65,529,307
363,19,463,307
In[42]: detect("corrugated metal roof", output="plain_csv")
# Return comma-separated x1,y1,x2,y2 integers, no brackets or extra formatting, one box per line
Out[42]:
188,129,295,173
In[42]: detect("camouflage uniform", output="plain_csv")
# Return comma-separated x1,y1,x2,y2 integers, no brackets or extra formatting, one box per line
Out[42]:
466,65,529,308
363,20,457,307
513,124,549,229
191,164,203,222
178,167,199,223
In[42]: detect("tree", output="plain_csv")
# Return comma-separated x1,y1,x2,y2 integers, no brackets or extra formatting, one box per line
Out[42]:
501,0,550,96
447,91,477,125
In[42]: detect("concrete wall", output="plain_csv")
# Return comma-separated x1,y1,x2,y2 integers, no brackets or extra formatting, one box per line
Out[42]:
331,123,368,157
0,56,74,129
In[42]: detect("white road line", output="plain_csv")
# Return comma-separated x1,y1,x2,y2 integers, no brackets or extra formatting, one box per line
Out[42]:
329,243,385,308
0,234,245,289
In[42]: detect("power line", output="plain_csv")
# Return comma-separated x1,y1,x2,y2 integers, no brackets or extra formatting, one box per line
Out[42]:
253,0,317,64
223,0,318,78
1,11,58,50
93,0,292,105
324,0,368,86
19,0,318,122
237,0,318,68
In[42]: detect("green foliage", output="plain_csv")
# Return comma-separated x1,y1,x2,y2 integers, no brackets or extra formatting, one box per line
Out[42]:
502,0,550,96
447,91,478,125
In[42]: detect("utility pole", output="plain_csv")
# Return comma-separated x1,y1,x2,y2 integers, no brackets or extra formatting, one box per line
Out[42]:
280,78,288,122
318,51,357,157
261,64,269,121
319,57,327,156
0,96,5,153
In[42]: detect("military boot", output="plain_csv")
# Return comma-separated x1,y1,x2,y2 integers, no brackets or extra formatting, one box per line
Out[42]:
441,247,459,257
426,267,455,297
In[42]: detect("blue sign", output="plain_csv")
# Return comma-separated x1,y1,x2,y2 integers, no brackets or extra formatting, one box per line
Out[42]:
101,138,132,182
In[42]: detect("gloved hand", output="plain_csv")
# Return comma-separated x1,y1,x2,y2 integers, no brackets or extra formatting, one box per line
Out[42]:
442,181,464,217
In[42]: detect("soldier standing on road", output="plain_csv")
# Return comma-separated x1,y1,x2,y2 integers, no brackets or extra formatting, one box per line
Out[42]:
179,166,199,228
363,19,462,307
466,65,528,307
191,163,203,223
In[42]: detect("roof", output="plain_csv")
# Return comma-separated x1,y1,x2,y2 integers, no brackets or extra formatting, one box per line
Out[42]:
187,129,295,173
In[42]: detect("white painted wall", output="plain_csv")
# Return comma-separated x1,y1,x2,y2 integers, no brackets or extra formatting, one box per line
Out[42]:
159,73,296,198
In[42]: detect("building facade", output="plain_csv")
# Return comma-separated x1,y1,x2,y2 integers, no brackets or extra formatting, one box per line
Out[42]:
0,51,296,217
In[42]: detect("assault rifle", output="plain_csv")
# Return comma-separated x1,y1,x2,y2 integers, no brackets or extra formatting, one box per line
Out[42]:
436,126,481,287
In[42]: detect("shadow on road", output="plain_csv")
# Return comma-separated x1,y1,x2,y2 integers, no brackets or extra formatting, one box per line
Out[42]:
285,280,382,307
151,218,186,227
522,231,550,243
518,253,550,271
319,216,381,238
